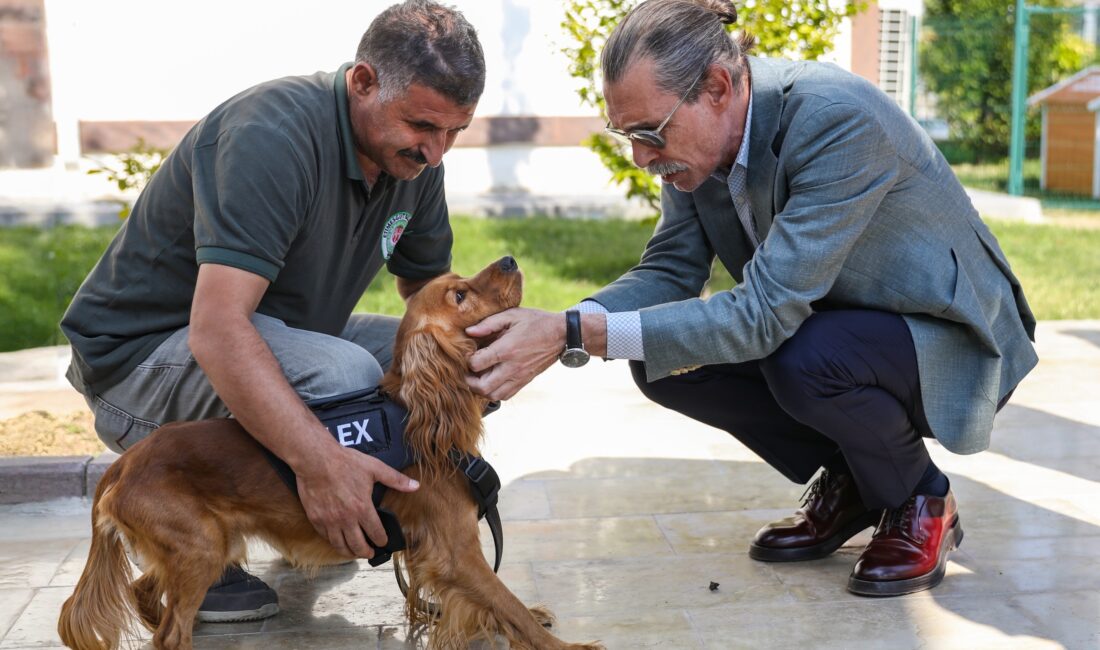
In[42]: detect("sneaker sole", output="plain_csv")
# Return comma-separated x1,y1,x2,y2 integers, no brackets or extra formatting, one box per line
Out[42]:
196,602,280,624
846,517,964,597
748,510,882,563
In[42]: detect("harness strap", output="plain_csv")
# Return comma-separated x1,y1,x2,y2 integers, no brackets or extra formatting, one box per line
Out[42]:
451,451,504,573
262,446,409,567
260,387,506,599
266,447,505,572
485,506,504,574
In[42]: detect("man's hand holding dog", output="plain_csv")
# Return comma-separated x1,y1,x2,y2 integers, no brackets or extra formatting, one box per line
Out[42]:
466,308,606,400
191,263,420,560
295,443,420,559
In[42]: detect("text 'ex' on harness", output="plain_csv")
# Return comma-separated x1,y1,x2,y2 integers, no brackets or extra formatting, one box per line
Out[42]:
262,387,505,591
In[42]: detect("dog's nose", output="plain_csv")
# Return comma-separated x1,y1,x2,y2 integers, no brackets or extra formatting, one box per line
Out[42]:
497,256,518,272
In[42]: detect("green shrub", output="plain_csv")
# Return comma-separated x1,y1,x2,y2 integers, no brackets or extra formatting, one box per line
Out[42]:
560,0,864,211
921,0,1092,161
86,138,168,218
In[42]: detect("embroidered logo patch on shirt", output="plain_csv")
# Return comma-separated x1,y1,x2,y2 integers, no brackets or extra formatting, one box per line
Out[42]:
381,211,411,260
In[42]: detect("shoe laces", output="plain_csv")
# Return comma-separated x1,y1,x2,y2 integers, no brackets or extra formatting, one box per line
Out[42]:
881,498,921,541
799,469,834,507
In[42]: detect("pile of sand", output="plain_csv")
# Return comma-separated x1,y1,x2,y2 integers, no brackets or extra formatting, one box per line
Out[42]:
0,410,105,456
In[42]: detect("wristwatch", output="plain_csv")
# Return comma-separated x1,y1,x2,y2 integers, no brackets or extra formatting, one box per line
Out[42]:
558,310,590,368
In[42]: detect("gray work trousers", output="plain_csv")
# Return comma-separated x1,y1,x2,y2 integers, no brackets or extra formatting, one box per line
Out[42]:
70,313,400,453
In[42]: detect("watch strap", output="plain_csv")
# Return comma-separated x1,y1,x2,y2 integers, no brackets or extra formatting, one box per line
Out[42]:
565,310,583,350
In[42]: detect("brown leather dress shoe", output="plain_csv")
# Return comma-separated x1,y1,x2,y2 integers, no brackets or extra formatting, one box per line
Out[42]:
847,490,963,597
749,470,882,562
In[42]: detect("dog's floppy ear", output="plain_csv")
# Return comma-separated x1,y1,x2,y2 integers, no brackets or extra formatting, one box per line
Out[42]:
397,326,483,475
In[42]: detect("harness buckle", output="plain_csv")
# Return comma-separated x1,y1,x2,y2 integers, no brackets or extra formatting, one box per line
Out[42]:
464,456,491,485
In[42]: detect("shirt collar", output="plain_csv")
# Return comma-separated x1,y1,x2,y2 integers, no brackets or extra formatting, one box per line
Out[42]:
735,93,753,171
334,62,365,182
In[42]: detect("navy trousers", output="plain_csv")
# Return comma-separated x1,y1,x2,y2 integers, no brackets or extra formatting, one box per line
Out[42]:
631,309,935,509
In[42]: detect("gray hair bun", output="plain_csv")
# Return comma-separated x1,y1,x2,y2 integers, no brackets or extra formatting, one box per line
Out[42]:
693,0,738,25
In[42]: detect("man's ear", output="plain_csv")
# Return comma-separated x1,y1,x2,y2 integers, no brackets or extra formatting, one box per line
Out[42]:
703,64,734,108
350,62,380,98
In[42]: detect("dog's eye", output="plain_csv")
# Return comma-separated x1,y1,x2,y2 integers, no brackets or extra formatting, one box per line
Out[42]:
455,290,466,304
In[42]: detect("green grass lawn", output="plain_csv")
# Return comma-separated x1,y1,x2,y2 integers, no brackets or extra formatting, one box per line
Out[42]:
984,221,1100,320
1,216,1097,352
356,216,655,316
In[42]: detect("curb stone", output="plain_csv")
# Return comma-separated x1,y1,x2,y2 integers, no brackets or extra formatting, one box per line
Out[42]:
0,452,119,504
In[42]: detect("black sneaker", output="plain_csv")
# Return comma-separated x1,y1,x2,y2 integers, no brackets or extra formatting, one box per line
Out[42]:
196,564,279,623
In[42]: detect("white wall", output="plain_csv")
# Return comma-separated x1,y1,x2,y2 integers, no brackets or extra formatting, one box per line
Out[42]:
44,1,589,149
43,0,642,214
40,0,862,217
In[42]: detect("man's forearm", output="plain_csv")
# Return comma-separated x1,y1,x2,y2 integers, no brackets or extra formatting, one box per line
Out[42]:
189,318,337,474
580,312,608,358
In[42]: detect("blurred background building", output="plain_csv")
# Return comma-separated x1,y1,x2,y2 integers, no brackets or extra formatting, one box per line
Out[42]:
2,0,935,220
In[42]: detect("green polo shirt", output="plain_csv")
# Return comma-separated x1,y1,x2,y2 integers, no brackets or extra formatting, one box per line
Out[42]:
62,63,453,394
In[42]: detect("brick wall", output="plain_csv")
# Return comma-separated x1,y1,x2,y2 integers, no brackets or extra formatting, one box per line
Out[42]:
0,0,53,168
850,4,880,87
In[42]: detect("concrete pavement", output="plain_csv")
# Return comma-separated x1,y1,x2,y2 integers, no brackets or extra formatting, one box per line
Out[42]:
1,321,1098,648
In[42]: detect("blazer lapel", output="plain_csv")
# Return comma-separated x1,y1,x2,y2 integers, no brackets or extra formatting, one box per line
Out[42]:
745,57,783,242
693,176,754,282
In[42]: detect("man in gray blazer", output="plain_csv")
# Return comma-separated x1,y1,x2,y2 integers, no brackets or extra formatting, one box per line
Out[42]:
467,0,1037,596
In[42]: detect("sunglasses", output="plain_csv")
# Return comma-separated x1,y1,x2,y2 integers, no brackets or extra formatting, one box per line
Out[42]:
605,67,706,150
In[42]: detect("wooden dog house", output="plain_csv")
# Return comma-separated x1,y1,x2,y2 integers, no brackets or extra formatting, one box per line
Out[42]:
1028,66,1100,197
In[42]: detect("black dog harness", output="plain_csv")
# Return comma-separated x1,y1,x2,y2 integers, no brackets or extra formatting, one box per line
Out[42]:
262,387,504,575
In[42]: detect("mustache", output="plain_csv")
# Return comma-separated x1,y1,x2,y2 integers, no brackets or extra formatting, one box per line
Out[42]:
646,160,689,176
399,148,428,165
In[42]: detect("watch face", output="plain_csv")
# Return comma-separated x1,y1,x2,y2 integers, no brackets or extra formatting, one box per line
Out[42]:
560,347,590,368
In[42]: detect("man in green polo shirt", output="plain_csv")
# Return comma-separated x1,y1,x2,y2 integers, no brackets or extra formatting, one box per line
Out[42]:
60,0,484,623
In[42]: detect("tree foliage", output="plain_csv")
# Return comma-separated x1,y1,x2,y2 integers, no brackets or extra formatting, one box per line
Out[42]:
561,0,864,211
921,0,1093,161
86,138,168,218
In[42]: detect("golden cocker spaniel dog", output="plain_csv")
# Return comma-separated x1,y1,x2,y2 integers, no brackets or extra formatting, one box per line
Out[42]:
59,256,602,650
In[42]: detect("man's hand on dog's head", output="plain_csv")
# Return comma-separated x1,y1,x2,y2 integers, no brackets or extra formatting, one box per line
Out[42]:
295,444,419,559
465,307,566,401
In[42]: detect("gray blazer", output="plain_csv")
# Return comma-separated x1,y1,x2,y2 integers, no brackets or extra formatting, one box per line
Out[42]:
591,56,1038,454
